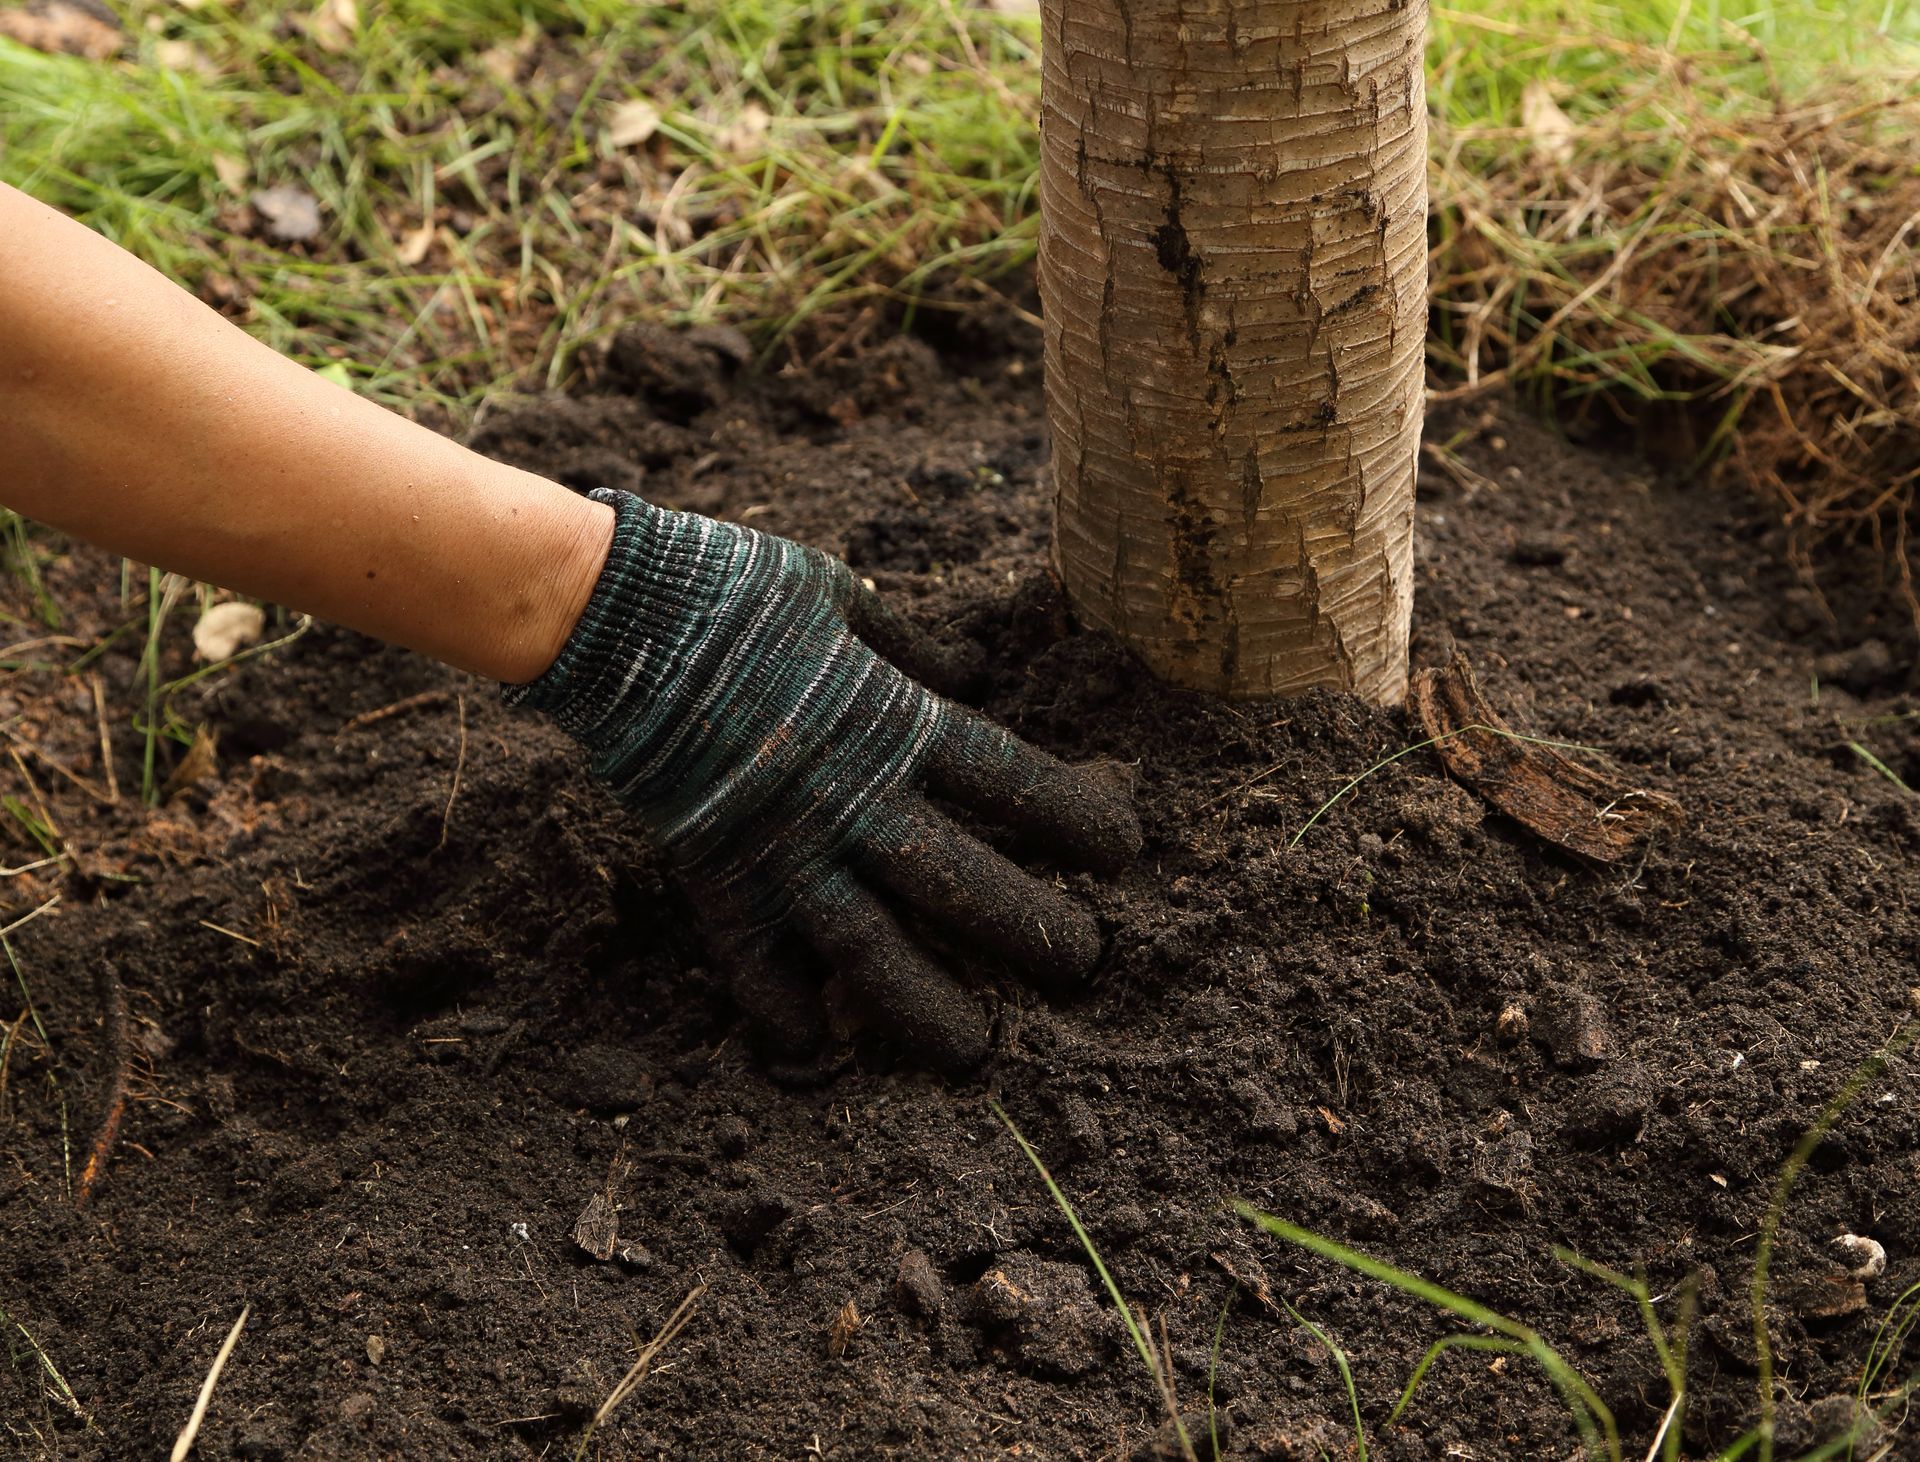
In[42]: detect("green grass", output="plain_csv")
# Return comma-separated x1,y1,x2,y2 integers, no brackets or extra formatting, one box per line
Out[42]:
995,1102,1200,1460
3,0,1915,424
0,0,1043,417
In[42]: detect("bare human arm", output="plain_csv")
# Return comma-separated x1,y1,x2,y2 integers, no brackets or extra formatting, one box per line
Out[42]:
0,182,1142,1070
0,181,611,683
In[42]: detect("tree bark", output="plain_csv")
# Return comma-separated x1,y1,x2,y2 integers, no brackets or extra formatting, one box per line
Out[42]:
1041,0,1428,704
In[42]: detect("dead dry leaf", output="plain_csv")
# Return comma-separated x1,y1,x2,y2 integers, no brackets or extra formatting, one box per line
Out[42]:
572,1189,620,1262
826,1298,861,1359
302,0,356,53
193,601,265,662
714,102,770,158
606,97,660,149
394,221,436,267
251,185,321,243
1521,79,1576,166
211,152,250,195
161,725,219,802
0,0,119,58
1410,652,1684,862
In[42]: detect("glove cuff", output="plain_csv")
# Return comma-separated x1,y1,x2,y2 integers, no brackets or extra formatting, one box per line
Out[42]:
501,488,720,739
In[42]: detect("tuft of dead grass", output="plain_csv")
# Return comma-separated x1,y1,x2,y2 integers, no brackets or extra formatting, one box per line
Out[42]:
1429,40,1920,622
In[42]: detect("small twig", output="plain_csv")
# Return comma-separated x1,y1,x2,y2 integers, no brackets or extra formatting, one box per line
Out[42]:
4,728,115,807
170,1303,250,1462
90,673,119,803
8,748,85,875
0,1301,88,1424
76,962,131,1207
437,694,467,853
334,688,452,738
2,892,61,939
1644,1392,1682,1462
573,1285,706,1461
198,920,262,949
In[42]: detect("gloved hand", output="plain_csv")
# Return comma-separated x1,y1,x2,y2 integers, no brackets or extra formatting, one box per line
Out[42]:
507,488,1142,1071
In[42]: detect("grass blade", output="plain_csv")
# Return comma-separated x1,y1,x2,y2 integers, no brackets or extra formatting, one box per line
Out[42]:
995,1103,1196,1462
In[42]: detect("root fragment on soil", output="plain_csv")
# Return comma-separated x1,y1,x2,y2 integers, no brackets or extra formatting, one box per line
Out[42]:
574,1285,705,1461
169,1303,249,1462
436,694,467,853
75,961,131,1208
1410,654,1683,862
333,688,452,737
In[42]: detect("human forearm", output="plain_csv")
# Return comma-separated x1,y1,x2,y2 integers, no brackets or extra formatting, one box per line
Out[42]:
0,183,610,682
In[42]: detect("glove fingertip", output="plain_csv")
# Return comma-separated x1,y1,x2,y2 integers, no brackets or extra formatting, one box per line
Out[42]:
725,952,825,1059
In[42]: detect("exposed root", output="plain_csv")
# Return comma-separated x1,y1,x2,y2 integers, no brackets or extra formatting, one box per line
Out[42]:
75,961,130,1208
1410,654,1684,863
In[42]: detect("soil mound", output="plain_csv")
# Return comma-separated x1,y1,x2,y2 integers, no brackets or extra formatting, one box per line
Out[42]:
3,324,1918,1458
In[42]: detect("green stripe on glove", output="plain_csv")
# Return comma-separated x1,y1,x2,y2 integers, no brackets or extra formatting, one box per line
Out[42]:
507,489,1141,1071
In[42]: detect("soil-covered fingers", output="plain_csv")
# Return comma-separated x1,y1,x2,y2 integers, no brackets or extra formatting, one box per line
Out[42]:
712,927,824,1058
841,575,986,700
793,873,988,1073
857,799,1102,985
925,708,1143,875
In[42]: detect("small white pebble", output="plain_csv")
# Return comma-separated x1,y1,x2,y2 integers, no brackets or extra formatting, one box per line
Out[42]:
1800,1059,1822,1072
1833,1234,1887,1280
1731,1052,1746,1070
510,1222,530,1242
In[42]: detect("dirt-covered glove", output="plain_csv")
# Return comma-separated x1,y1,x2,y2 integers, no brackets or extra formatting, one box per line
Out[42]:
506,488,1142,1071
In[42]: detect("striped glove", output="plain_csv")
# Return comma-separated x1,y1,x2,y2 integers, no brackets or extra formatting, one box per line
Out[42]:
507,489,1141,1071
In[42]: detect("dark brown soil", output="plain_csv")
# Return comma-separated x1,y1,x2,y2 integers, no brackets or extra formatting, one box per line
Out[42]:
3,321,1919,1460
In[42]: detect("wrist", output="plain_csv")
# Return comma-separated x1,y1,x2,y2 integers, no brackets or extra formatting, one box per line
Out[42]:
503,490,737,732
486,476,617,685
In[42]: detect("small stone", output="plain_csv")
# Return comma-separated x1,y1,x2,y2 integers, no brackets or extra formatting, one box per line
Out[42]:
1832,1233,1886,1280
894,1248,944,1318
1495,1002,1529,1043
364,1334,386,1366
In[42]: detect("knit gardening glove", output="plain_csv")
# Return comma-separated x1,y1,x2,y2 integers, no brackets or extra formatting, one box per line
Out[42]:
507,488,1142,1071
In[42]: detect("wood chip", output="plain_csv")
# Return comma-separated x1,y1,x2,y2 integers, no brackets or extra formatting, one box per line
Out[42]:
1410,653,1683,862
826,1298,861,1358
572,1189,619,1262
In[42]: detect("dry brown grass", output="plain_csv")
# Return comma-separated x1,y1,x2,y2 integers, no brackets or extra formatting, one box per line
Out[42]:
1427,34,1920,620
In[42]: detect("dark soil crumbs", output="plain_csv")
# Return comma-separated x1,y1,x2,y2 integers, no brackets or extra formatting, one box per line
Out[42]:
4,323,1919,1459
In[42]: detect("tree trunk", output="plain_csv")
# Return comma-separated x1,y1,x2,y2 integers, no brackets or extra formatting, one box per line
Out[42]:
1040,0,1428,704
